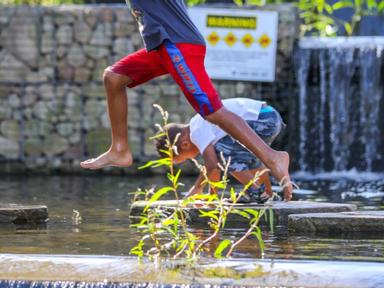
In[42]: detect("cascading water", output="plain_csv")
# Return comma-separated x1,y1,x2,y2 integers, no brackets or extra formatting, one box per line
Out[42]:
295,37,384,173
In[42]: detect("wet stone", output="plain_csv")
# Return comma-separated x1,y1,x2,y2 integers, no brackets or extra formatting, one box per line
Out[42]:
130,200,357,227
0,204,48,225
288,211,384,233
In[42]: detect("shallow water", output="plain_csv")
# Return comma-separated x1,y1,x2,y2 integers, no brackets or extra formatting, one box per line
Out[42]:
0,174,383,263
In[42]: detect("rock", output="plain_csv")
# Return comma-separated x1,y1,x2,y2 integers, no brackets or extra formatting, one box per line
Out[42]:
0,51,29,82
113,38,134,56
57,122,74,137
57,60,74,81
24,136,43,156
42,134,68,156
90,23,113,47
38,84,55,100
0,136,19,159
82,83,106,99
57,25,73,45
33,102,50,121
22,91,37,107
85,128,110,156
91,58,108,81
288,211,384,233
74,67,91,83
67,44,86,68
83,45,110,60
8,94,21,108
99,7,115,22
54,11,75,25
84,9,98,29
84,99,105,117
130,201,357,227
0,204,48,224
42,15,54,32
0,8,39,69
57,45,69,59
100,111,110,128
41,32,54,54
24,119,52,137
0,105,12,120
0,120,20,141
74,18,92,44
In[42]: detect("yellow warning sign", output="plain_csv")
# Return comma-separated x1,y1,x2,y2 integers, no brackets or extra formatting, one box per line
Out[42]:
258,34,271,48
224,32,237,47
206,31,220,46
242,33,255,48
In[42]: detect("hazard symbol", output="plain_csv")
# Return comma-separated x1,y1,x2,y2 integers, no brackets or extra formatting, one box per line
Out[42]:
207,31,220,46
224,32,237,47
258,34,271,48
242,33,255,48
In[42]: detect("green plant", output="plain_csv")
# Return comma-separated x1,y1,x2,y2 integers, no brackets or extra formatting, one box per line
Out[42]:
130,104,274,262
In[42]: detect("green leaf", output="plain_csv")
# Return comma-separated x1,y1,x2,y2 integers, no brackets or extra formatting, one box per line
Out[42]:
344,22,353,35
232,209,251,219
378,1,384,13
146,186,174,210
332,1,353,10
268,208,274,233
252,227,265,253
214,239,232,258
244,208,259,219
230,187,236,202
198,210,219,221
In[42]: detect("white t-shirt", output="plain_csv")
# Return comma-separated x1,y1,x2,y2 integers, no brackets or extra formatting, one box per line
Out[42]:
189,98,266,154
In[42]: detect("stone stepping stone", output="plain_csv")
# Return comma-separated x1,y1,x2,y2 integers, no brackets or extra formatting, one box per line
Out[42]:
289,211,384,233
0,204,48,225
130,200,356,226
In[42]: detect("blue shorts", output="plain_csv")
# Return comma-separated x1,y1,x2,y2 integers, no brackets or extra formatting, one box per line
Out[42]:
214,105,285,172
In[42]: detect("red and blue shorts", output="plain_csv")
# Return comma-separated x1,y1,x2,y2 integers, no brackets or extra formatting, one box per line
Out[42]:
107,40,223,116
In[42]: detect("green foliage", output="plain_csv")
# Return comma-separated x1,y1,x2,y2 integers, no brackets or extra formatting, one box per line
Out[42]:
1,0,84,5
130,104,274,262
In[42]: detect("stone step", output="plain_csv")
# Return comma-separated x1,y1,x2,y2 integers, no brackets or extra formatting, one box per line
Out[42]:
288,211,384,233
129,200,356,226
0,204,48,225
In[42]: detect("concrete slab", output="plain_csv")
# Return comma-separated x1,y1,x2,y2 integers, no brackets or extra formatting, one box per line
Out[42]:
129,200,356,226
0,204,48,225
289,211,384,233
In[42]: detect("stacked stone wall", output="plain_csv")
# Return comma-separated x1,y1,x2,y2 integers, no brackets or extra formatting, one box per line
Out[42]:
0,4,298,173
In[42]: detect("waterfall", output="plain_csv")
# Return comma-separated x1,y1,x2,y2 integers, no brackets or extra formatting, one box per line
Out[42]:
295,37,384,172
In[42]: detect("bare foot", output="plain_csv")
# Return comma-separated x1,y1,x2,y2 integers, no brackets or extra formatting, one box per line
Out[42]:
271,151,293,202
80,149,133,170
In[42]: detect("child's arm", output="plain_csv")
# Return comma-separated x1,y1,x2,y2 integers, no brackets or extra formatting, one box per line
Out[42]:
185,144,221,198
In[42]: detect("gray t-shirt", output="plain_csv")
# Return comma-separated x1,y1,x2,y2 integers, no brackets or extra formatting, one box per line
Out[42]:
126,0,206,51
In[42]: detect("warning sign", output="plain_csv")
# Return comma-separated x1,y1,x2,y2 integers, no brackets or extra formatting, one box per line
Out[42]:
189,8,278,82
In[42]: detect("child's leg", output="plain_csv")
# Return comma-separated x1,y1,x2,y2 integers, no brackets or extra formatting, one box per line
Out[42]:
231,169,273,197
158,41,292,201
81,49,168,169
206,108,292,201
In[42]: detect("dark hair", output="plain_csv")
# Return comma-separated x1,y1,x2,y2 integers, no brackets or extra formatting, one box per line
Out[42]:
155,123,185,158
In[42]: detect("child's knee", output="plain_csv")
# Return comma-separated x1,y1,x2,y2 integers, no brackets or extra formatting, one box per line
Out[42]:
103,68,132,88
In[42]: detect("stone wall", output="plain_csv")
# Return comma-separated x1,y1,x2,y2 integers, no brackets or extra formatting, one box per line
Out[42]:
0,4,298,173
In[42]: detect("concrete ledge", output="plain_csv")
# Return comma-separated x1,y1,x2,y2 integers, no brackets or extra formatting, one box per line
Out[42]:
288,211,384,233
0,204,48,225
130,200,356,226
